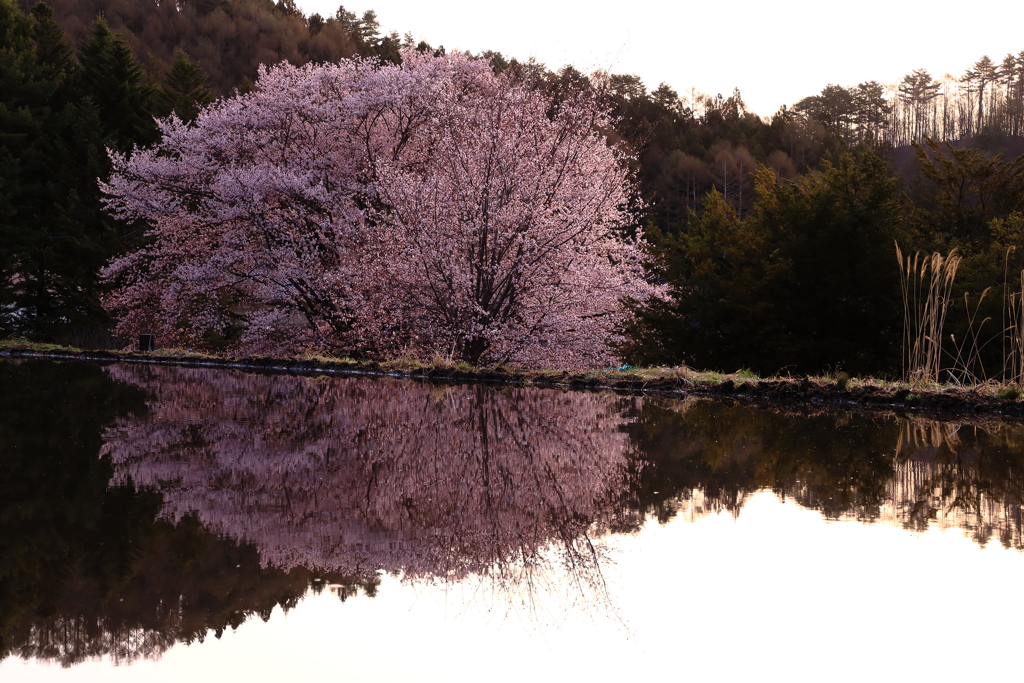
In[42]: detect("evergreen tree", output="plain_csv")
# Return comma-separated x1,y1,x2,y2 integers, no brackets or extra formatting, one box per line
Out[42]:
76,17,158,151
0,2,156,341
911,138,1024,245
158,49,214,123
621,150,905,376
0,0,38,330
28,2,72,81
0,0,90,337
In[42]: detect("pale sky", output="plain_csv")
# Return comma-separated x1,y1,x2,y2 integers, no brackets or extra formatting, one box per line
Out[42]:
7,492,1024,681
295,0,1024,117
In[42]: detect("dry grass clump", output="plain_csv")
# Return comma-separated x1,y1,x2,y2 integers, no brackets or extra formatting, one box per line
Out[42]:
896,244,1024,394
897,245,960,384
1006,269,1024,386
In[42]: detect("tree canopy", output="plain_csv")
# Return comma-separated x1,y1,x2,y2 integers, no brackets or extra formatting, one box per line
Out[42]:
100,51,655,367
621,149,905,375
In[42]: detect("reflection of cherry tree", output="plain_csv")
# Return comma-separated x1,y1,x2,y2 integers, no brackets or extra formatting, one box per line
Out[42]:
101,366,640,590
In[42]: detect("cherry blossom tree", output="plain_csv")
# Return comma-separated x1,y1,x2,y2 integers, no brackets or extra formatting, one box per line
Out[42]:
101,50,656,367
101,61,368,354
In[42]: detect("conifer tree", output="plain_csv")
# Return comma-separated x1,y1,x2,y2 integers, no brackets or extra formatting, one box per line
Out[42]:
620,151,904,375
28,2,72,82
1,2,156,341
76,18,158,150
158,50,214,123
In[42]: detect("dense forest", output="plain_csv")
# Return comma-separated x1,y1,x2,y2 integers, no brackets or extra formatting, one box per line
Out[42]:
2,0,1024,377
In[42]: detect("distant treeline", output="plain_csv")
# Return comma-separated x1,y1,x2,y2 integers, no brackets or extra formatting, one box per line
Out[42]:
3,0,1024,377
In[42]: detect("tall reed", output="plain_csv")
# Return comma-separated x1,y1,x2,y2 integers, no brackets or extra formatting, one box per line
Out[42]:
1007,270,1024,385
948,288,993,384
896,244,961,384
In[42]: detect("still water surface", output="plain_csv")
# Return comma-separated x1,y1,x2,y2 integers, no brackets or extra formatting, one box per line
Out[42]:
2,360,1024,681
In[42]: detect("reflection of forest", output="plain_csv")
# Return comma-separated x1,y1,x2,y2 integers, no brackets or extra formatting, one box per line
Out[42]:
628,400,1024,550
0,362,375,667
886,421,1024,547
7,517,376,667
5,361,1024,668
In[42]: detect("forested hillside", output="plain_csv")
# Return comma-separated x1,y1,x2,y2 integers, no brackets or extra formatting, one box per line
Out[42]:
29,0,1024,229
16,0,393,92
3,0,1024,378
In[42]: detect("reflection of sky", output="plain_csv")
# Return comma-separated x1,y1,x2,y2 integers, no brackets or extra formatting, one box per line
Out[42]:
7,492,1024,682
294,0,1024,118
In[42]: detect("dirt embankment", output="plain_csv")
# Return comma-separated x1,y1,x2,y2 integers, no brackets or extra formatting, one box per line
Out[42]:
2,343,1022,421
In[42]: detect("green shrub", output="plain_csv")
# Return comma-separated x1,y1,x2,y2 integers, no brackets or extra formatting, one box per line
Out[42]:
997,386,1023,400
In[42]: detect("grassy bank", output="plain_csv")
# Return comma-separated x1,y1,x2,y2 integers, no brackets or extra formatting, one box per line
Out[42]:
2,339,1022,420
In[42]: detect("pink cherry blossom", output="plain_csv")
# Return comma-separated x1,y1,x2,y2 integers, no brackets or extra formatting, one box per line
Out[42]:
101,51,659,368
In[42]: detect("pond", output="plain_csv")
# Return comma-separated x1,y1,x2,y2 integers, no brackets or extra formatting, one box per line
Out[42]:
2,359,1024,681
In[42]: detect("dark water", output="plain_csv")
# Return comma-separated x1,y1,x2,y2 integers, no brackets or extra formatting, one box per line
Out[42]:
2,359,1024,680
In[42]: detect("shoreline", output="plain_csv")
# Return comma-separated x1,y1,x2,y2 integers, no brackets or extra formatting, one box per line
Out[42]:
2,342,1023,422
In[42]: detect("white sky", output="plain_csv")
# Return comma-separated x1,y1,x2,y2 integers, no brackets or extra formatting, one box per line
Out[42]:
7,492,1024,682
294,0,1024,117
